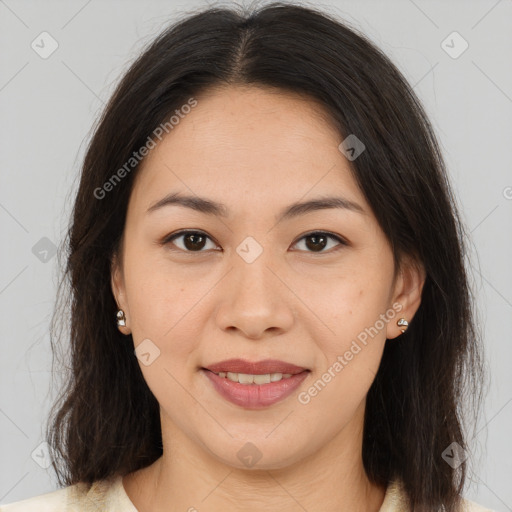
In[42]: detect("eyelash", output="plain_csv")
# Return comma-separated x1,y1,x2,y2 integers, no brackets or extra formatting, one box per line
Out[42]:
161,230,348,255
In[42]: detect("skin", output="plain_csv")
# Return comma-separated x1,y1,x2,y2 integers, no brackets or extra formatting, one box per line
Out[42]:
111,85,426,512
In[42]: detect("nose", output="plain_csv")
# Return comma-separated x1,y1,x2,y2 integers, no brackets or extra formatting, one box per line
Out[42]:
214,247,294,340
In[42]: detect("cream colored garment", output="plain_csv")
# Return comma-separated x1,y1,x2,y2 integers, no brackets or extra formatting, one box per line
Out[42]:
0,475,494,511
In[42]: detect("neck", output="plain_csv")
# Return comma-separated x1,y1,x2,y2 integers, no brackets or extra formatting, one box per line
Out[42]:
123,403,386,512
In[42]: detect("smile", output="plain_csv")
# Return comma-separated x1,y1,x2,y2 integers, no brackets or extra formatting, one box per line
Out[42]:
212,371,293,384
201,368,310,409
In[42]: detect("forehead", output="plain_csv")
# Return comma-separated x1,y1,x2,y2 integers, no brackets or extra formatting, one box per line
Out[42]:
129,85,368,218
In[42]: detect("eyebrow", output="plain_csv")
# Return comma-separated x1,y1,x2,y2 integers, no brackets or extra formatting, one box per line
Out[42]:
146,192,366,222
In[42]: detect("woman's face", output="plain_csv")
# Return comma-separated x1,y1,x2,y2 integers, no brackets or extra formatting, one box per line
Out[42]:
111,85,424,470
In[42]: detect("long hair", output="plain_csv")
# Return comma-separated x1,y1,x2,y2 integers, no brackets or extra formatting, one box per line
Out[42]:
47,3,485,511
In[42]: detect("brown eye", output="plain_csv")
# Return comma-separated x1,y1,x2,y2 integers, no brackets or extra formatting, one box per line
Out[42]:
305,233,328,252
292,231,347,253
166,231,217,252
182,233,207,251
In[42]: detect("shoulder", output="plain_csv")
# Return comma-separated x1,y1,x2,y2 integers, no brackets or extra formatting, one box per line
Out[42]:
380,479,495,512
0,474,136,512
460,497,495,512
0,483,78,511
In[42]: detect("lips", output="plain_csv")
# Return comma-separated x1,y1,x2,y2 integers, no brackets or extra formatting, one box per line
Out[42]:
201,367,310,409
203,358,308,375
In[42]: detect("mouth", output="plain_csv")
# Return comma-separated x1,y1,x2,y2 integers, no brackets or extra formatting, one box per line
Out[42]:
200,359,310,409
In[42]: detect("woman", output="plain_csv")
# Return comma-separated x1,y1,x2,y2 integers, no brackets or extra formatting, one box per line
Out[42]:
0,3,492,511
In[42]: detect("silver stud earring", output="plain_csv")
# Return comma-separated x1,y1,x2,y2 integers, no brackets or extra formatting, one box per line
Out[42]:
116,309,126,327
397,318,408,334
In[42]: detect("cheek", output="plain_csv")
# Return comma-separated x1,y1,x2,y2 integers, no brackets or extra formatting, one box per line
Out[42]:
308,261,393,384
123,260,202,399
312,266,391,337
301,285,390,416
122,246,199,339
122,258,214,395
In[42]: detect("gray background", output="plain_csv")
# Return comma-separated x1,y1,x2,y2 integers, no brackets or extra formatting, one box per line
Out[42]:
0,0,511,509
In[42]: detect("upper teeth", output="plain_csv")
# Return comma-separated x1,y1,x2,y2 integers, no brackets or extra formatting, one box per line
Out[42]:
216,372,293,384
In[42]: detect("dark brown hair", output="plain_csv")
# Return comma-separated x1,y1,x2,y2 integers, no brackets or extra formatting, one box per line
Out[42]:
47,3,485,511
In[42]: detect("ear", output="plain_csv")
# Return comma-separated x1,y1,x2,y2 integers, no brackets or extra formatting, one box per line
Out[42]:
386,254,426,340
111,252,131,335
